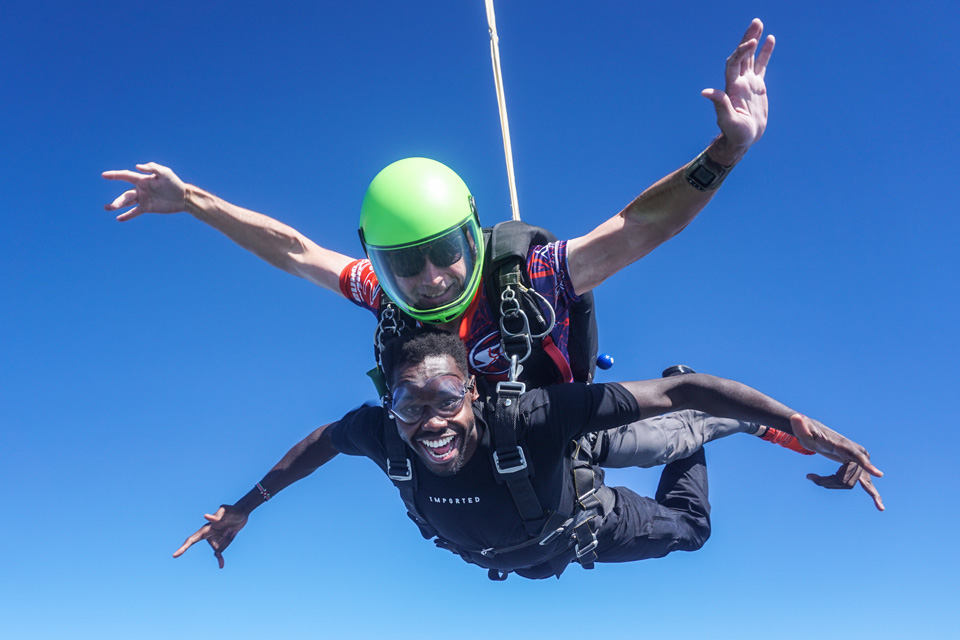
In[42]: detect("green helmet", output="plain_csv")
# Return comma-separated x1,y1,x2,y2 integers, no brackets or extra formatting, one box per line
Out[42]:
359,158,484,324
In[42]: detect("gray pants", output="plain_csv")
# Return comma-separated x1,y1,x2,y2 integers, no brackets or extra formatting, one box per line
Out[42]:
596,410,759,468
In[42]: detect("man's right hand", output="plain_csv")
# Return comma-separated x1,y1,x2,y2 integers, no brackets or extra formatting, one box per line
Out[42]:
173,504,248,569
103,162,188,221
790,414,885,511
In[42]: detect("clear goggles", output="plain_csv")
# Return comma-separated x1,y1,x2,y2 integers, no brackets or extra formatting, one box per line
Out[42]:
388,375,473,424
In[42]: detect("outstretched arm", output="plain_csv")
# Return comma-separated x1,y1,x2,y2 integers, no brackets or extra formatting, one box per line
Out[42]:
173,421,341,567
567,18,775,295
103,163,355,293
617,374,884,510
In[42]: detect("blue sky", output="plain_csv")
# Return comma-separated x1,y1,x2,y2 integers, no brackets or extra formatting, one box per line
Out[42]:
2,1,958,638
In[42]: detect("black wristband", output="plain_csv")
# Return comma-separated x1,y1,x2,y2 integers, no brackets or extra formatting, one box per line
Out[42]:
684,150,733,191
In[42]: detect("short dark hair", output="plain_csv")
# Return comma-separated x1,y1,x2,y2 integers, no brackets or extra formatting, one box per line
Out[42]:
381,326,470,389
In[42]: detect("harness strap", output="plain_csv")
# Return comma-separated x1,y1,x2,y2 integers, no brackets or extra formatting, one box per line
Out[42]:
383,414,438,540
569,436,614,568
475,509,597,580
572,436,614,505
542,335,573,384
476,511,573,558
491,381,545,534
372,296,440,535
571,515,599,568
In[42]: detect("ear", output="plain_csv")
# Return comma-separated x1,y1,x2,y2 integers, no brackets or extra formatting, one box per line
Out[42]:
467,376,479,402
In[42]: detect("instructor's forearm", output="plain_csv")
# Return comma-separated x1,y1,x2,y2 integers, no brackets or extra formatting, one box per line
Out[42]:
621,134,746,238
233,423,340,514
568,135,750,294
183,186,348,291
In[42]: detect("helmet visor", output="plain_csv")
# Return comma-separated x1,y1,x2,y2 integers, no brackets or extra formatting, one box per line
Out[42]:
366,217,482,321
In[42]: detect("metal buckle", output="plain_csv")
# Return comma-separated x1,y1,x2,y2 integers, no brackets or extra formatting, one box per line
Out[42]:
496,380,526,397
575,533,598,559
493,447,528,474
374,305,402,353
525,287,556,340
538,526,567,546
386,458,412,481
576,486,598,509
499,287,533,366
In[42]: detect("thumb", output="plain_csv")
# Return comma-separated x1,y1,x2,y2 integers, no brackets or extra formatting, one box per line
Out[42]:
204,506,228,522
789,413,811,438
701,88,733,117
806,473,832,487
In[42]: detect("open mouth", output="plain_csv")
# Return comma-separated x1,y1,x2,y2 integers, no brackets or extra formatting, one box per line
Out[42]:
418,433,459,463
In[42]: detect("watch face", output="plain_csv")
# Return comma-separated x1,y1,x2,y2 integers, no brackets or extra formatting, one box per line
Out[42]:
690,164,717,187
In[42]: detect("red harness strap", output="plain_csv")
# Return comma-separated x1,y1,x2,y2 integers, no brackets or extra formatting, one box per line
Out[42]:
542,335,573,383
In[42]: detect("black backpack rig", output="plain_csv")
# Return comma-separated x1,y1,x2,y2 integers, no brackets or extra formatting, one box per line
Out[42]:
369,220,611,580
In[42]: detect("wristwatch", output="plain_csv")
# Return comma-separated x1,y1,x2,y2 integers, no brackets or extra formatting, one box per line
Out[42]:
684,150,733,191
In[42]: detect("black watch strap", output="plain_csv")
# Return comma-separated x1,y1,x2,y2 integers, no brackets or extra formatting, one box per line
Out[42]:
684,150,733,191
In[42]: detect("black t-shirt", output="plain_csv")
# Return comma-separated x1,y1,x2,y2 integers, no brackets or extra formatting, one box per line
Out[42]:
328,382,641,567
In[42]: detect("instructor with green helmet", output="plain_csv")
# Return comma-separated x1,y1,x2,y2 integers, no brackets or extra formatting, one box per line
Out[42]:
359,157,484,325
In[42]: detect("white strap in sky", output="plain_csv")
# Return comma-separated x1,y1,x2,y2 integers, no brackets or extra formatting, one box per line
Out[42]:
485,0,521,221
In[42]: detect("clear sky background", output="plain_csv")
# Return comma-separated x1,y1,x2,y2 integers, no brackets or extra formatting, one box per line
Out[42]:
2,1,958,638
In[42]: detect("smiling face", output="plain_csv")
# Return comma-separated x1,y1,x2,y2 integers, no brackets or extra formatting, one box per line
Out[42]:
393,255,468,310
389,354,480,476
363,216,484,324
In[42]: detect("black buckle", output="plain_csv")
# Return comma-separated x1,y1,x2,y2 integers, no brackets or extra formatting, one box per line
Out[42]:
387,458,412,481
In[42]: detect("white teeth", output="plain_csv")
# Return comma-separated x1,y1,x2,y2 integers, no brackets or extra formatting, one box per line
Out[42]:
422,435,454,449
423,285,451,299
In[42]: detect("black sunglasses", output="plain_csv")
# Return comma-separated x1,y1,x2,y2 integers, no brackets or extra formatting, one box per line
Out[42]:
387,234,465,278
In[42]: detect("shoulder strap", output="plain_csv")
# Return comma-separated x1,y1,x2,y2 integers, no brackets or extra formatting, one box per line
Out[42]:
482,220,599,386
566,291,598,383
490,381,546,536
372,297,438,539
382,412,438,540
483,221,558,387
